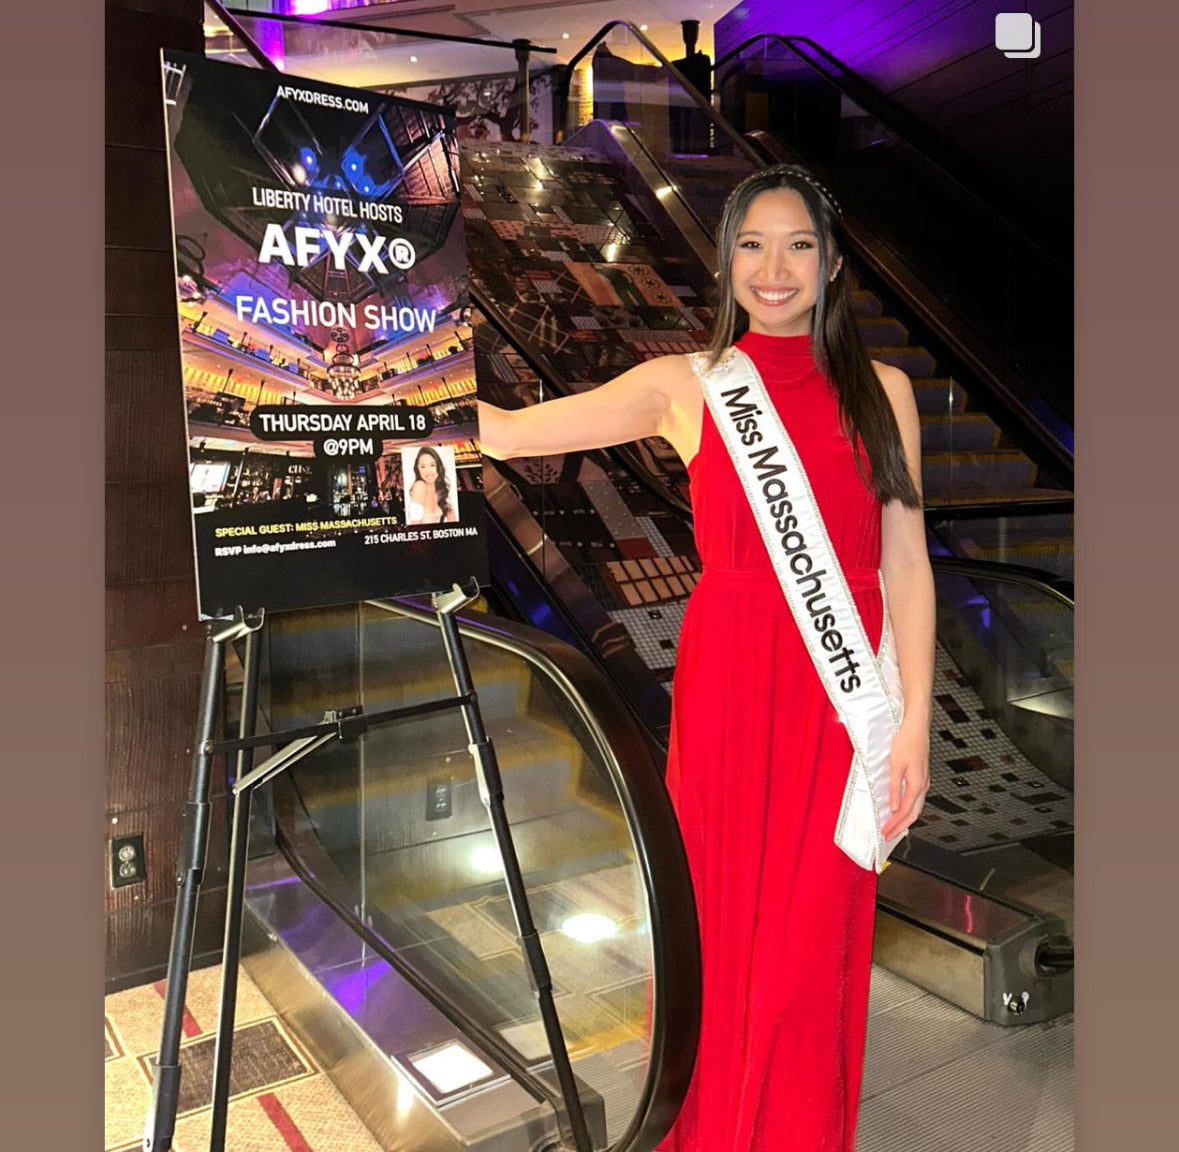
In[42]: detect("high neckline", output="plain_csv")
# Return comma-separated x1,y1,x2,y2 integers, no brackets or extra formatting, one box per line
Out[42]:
735,330,817,385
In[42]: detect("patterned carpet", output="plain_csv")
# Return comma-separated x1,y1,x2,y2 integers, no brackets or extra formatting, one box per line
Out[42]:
107,960,1072,1151
104,964,383,1152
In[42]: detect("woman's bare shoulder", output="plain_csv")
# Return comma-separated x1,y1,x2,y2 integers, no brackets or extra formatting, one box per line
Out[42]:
623,350,699,389
869,360,919,437
617,353,700,413
869,359,913,394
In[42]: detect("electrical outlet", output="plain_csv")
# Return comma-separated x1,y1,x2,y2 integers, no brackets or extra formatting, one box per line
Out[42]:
110,833,146,889
425,778,452,821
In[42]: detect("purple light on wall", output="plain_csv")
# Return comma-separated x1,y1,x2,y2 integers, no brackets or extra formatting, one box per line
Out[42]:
273,0,387,16
254,16,286,72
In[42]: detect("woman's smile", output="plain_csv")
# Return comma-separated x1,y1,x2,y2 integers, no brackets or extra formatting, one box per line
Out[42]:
748,285,801,306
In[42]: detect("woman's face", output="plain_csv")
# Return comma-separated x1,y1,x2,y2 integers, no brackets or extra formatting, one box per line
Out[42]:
730,188,837,337
417,452,439,483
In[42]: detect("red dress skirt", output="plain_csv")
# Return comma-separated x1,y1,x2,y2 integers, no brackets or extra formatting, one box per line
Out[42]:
658,330,883,1152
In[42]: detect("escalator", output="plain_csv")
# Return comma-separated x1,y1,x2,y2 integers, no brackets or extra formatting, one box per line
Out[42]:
241,598,700,1151
203,7,1073,1143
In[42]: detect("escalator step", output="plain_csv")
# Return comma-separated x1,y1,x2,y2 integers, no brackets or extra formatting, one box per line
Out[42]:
912,378,969,414
922,450,1040,497
858,317,909,347
850,288,884,319
920,413,1002,451
866,345,938,378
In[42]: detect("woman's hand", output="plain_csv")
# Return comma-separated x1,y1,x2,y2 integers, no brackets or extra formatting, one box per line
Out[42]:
881,715,930,841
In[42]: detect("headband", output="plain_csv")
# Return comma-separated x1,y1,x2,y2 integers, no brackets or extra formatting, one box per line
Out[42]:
729,164,844,219
788,168,844,218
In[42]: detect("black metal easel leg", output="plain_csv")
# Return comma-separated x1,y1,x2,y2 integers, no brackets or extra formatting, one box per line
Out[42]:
143,609,261,1152
433,582,594,1152
208,622,263,1152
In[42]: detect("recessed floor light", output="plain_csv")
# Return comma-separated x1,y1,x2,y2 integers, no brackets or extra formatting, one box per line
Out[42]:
409,1042,494,1096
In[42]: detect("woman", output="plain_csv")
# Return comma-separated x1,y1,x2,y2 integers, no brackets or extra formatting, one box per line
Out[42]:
407,445,457,524
478,165,934,1152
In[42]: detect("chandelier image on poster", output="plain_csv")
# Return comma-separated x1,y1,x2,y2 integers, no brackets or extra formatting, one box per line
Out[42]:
162,50,487,618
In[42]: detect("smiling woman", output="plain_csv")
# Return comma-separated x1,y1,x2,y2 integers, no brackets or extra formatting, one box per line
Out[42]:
730,187,838,333
476,164,935,1152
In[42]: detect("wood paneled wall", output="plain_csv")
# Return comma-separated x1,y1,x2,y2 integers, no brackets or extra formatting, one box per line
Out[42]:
105,0,227,991
715,0,1073,219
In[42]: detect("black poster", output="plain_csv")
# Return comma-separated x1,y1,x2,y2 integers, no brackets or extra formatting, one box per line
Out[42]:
161,51,487,619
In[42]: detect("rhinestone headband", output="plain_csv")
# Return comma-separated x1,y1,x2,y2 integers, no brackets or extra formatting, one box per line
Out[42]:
730,164,844,219
783,167,844,218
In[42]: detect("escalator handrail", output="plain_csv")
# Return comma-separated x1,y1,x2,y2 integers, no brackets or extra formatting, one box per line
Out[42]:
925,497,1074,523
930,555,1074,608
267,785,559,1111
207,0,278,70
371,596,669,759
365,597,702,1152
470,284,694,521
222,4,560,55
557,20,765,168
714,32,1068,269
479,471,674,754
577,118,716,261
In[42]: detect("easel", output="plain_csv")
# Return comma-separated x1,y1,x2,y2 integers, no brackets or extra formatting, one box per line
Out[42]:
143,581,594,1152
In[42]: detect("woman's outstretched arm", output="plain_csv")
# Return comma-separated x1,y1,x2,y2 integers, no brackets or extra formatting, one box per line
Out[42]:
875,363,935,841
477,355,687,460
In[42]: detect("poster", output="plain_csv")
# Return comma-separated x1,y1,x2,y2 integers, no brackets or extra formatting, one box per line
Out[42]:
161,51,487,618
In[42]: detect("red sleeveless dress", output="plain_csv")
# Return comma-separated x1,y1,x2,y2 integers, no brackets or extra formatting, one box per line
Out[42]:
659,330,883,1152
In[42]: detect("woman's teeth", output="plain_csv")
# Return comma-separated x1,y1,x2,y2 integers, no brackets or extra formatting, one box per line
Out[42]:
751,287,798,304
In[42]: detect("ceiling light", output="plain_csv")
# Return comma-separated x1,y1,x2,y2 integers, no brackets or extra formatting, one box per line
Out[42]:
326,330,360,400
640,24,649,31
562,33,570,39
409,55,418,63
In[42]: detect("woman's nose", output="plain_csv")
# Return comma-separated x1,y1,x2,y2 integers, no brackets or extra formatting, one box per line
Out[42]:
760,244,788,280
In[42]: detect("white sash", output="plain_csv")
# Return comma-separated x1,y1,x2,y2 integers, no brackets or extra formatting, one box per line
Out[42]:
687,347,906,872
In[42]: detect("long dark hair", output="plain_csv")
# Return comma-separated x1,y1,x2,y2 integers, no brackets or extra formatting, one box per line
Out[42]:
413,445,452,519
709,165,920,508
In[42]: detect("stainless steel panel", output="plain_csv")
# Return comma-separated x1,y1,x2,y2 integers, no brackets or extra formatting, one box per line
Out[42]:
875,859,1073,1024
243,852,597,1151
873,908,986,1019
877,862,1031,948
